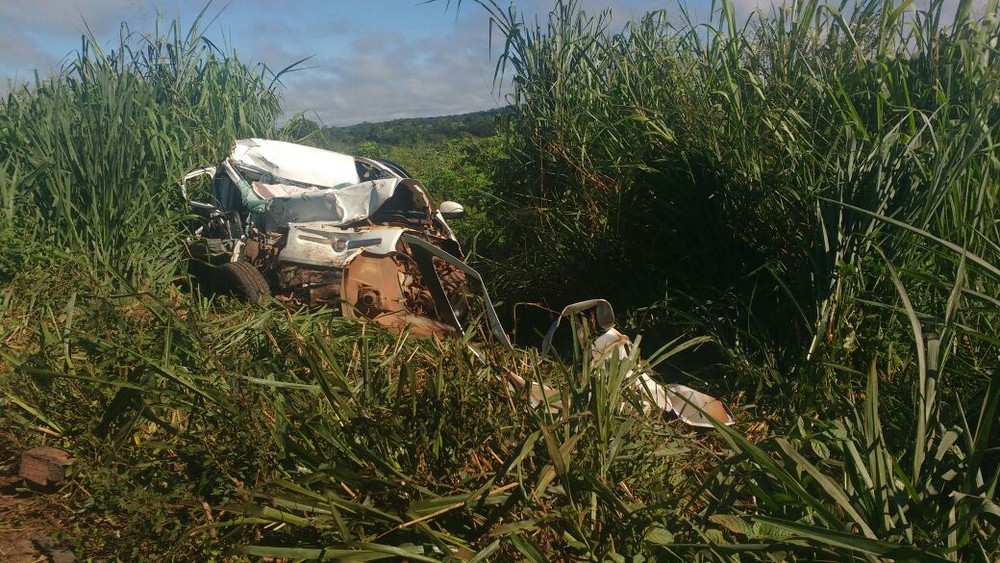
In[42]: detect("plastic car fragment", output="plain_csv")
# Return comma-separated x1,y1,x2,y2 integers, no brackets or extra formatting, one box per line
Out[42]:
534,299,734,428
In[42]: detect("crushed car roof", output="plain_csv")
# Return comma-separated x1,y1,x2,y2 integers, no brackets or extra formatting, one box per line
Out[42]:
231,138,360,189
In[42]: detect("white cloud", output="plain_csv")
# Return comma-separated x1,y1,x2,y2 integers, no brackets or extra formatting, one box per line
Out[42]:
278,8,503,125
3,0,987,125
0,0,138,36
0,28,61,80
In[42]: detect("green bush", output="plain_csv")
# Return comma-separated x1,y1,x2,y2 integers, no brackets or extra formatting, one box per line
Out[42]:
474,0,999,404
0,9,284,292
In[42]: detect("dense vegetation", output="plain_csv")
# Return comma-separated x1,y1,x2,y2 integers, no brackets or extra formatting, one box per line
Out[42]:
1,0,998,561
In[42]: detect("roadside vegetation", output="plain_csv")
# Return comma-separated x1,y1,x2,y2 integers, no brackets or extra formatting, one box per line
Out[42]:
1,0,998,561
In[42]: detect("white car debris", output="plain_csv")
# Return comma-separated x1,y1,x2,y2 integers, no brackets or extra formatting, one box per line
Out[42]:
511,299,734,427
182,139,733,428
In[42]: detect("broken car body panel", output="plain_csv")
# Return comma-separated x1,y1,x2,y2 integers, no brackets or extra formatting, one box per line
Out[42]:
231,138,360,189
279,224,403,269
534,299,735,428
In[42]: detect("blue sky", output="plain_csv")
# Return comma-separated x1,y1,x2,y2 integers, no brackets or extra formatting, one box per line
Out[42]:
1,0,730,124
0,0,964,126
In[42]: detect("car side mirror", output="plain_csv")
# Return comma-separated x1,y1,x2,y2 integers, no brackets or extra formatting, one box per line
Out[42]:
439,201,465,219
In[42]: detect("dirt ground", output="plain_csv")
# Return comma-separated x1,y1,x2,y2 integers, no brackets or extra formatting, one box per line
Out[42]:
0,473,77,563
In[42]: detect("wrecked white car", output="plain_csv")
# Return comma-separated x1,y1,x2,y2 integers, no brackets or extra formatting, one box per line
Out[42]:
182,139,732,428
182,138,506,338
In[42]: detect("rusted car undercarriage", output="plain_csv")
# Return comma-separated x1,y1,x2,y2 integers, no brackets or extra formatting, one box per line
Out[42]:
182,139,732,428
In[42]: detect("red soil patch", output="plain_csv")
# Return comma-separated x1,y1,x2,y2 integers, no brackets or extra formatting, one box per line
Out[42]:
0,473,75,562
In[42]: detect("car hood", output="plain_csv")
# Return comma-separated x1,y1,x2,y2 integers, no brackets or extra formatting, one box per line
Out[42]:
232,138,360,188
260,177,405,230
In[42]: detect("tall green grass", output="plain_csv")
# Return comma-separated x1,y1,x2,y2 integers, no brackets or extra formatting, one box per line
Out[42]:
2,0,999,560
472,0,999,400
447,0,1000,558
1,258,739,559
0,6,283,290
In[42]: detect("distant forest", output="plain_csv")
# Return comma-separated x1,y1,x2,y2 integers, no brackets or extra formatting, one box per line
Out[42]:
288,107,512,150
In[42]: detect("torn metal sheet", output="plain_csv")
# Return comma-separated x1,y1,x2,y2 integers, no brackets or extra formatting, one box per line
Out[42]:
262,178,402,230
342,253,455,337
279,224,403,269
231,138,360,189
532,299,735,428
401,233,512,350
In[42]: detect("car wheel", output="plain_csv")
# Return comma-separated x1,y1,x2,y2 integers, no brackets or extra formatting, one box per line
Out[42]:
219,262,270,304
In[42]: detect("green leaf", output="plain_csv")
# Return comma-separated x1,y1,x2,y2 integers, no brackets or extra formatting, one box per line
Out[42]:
509,533,547,563
746,515,950,561
643,525,674,545
810,439,831,461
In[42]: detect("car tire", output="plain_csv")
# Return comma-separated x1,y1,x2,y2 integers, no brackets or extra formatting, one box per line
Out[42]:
219,261,270,304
